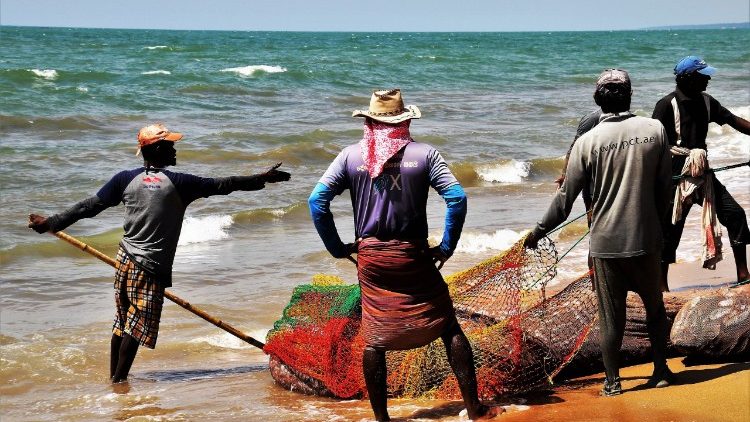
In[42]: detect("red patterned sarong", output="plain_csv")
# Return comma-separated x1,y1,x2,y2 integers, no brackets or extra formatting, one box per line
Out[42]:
357,238,455,350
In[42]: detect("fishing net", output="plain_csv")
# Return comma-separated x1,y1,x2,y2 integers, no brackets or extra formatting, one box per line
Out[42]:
264,236,598,400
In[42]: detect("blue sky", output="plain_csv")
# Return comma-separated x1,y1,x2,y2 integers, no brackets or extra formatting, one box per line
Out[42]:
1,0,748,32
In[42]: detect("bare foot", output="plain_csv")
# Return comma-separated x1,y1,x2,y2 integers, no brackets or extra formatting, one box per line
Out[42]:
478,405,505,420
110,380,131,394
463,405,504,420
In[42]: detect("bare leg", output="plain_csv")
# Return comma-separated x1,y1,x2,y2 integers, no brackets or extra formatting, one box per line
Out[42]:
109,334,122,379
442,323,502,420
111,333,139,383
659,262,670,293
110,334,122,379
732,244,749,282
362,346,390,422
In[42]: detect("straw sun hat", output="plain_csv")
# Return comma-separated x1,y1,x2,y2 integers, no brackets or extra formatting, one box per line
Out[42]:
352,89,421,124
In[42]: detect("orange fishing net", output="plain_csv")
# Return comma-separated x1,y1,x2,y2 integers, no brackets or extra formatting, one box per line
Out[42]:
264,237,598,399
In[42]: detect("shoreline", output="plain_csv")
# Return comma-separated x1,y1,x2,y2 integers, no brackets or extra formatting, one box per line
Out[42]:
670,249,747,290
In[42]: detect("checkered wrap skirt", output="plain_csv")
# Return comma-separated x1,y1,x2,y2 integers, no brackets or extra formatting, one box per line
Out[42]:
113,248,164,349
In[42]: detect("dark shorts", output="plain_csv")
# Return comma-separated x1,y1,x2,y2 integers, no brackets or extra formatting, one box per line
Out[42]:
112,248,164,349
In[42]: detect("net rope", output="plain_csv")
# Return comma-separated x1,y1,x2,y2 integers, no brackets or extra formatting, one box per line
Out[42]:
264,235,598,400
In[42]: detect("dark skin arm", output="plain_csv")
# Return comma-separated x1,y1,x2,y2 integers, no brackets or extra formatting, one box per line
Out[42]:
727,115,750,135
260,162,291,183
28,214,50,233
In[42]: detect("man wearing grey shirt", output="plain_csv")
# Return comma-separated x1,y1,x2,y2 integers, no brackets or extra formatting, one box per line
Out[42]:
524,69,675,396
29,124,290,383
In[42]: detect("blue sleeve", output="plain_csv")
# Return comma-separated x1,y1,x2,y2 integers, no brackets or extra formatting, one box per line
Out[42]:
318,150,350,195
308,182,350,258
436,183,467,257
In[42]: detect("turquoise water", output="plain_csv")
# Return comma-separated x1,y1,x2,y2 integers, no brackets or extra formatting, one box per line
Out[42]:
0,26,748,421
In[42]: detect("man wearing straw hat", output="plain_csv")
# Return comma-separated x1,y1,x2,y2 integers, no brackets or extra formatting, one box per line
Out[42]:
308,89,499,421
28,123,290,383
524,70,675,396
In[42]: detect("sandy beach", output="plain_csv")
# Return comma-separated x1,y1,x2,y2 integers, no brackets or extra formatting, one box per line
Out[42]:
494,357,750,422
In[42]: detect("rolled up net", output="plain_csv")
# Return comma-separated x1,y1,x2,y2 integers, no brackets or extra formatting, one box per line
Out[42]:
264,236,598,399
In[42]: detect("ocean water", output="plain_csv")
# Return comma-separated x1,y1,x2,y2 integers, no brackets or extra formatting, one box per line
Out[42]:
1,26,748,421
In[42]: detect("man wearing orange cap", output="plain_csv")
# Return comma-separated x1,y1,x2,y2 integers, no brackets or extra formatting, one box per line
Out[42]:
28,123,290,383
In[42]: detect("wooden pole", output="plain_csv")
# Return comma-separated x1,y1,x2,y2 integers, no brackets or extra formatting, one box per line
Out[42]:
53,231,266,350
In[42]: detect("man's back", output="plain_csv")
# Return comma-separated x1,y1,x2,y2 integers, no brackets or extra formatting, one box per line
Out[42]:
567,114,671,258
319,142,458,240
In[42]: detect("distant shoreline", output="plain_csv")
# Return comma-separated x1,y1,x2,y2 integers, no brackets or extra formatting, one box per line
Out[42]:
1,23,748,33
644,22,749,30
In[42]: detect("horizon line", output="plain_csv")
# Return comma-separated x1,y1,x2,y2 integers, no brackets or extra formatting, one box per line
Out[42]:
2,22,749,33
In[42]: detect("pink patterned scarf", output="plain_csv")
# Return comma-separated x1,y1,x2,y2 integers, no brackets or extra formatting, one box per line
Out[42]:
359,119,413,179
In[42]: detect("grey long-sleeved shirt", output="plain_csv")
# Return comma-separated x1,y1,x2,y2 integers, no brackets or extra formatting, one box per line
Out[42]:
47,168,266,286
533,113,672,258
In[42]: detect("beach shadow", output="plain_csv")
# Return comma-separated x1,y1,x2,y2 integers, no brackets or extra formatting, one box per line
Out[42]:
627,362,749,391
558,376,643,390
141,364,267,382
401,392,564,421
671,362,750,386
682,354,750,366
516,390,565,406
403,402,465,420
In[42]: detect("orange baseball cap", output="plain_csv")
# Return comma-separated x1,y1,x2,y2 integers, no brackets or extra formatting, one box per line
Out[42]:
136,123,183,155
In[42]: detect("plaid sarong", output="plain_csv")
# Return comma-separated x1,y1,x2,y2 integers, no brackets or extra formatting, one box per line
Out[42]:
113,248,164,349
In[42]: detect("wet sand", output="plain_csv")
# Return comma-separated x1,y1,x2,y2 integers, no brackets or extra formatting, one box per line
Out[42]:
493,357,749,422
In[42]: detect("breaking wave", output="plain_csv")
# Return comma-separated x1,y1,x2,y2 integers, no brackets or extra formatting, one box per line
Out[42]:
178,215,234,245
30,69,58,80
220,65,287,77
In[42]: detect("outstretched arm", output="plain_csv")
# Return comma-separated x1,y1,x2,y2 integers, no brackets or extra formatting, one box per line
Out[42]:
178,163,291,203
308,182,352,258
213,163,291,194
727,114,750,136
28,196,110,233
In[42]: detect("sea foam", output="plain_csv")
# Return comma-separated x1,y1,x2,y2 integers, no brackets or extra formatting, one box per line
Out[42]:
178,215,233,245
455,229,523,253
189,329,268,349
220,65,287,77
144,45,168,50
30,69,58,80
141,70,171,75
477,160,531,183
